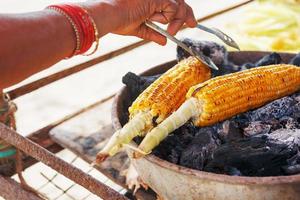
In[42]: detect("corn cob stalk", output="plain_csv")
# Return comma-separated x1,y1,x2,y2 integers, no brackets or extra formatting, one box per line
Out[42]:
95,57,211,163
135,64,300,158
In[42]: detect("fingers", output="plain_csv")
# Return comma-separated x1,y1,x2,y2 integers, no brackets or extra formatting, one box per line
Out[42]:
185,4,197,28
154,0,178,23
127,0,197,45
149,13,169,24
167,1,197,35
134,24,167,46
166,0,186,35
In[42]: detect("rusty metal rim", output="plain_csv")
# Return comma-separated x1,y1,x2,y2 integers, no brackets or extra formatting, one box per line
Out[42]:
112,51,300,186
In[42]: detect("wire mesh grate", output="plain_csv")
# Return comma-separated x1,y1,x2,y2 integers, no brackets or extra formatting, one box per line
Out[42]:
12,149,127,200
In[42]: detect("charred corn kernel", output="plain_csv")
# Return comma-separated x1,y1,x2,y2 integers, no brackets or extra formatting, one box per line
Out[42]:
130,57,211,122
95,57,211,163
136,64,300,157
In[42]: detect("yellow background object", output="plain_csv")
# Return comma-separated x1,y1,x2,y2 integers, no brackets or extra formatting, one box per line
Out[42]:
225,0,300,52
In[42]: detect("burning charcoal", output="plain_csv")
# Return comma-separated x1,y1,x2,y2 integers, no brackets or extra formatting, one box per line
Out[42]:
243,121,271,136
293,92,300,102
279,117,299,129
268,129,300,147
212,63,241,77
179,127,220,170
267,119,283,131
255,52,282,67
180,123,200,143
270,129,300,175
292,102,300,118
289,53,300,66
167,149,180,164
287,153,300,166
245,96,298,122
152,123,197,163
284,153,300,175
223,166,242,176
282,165,300,175
176,39,228,66
240,62,256,70
204,129,299,176
216,120,244,142
122,72,160,99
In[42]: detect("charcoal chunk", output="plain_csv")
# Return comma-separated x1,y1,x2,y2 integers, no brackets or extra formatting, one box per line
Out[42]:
268,129,300,148
255,52,282,67
152,123,197,163
245,96,297,122
292,102,300,118
289,53,300,66
223,166,243,176
216,120,244,142
168,149,180,164
241,62,256,70
122,72,160,99
212,63,241,77
179,127,220,170
279,117,299,129
236,52,282,71
176,39,228,66
243,121,271,136
282,164,300,175
205,129,299,176
287,153,300,166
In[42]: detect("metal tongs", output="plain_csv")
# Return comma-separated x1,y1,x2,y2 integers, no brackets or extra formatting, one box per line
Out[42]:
145,21,240,71
196,24,240,51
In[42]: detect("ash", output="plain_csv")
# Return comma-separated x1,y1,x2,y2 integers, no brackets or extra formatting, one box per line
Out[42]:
123,41,300,177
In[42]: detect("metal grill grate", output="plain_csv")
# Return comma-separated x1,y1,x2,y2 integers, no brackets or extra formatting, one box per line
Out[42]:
12,149,127,200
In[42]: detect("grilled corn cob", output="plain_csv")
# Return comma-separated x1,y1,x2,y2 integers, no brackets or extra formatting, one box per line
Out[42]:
135,64,300,158
95,57,211,163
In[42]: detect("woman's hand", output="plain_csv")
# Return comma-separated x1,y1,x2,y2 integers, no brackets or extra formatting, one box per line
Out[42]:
0,0,197,90
84,0,197,45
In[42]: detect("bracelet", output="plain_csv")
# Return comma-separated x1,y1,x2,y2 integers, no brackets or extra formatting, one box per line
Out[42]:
47,6,80,58
80,6,99,56
47,4,99,58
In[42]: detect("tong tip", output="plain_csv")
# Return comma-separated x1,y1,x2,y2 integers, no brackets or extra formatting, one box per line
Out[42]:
195,56,219,71
232,42,241,51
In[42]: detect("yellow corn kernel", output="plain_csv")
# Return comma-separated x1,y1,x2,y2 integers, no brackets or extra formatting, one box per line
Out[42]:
189,64,300,126
136,64,300,157
96,57,211,163
129,57,211,123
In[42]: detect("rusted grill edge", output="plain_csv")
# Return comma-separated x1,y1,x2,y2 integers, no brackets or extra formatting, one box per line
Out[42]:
7,94,115,176
0,175,43,200
6,0,253,100
0,123,129,200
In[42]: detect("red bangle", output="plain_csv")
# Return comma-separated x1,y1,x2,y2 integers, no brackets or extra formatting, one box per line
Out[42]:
47,4,99,58
65,4,92,53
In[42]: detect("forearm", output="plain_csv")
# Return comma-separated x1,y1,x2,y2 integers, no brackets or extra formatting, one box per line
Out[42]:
0,3,113,90
0,10,73,89
0,0,196,90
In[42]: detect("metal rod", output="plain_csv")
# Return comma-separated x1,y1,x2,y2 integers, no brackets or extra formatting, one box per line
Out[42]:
145,21,193,55
3,94,115,176
6,0,254,100
6,40,147,100
145,21,219,70
0,175,43,200
196,24,240,50
0,123,128,200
